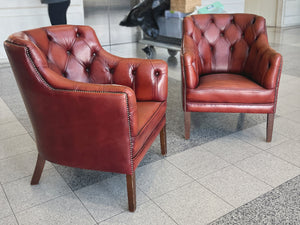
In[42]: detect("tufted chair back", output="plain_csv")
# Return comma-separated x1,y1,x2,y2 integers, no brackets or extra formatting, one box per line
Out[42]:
182,14,271,86
181,14,282,142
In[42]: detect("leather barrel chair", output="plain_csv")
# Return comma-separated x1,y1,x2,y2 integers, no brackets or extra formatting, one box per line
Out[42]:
181,14,282,141
4,25,168,212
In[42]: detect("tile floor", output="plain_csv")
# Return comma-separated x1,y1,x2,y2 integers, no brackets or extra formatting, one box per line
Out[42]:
0,25,300,225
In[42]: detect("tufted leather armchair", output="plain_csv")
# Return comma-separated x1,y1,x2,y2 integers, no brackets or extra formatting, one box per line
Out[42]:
181,14,282,141
4,25,168,212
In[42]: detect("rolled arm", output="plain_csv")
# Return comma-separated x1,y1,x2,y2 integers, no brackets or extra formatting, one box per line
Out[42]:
40,68,139,137
113,58,168,101
258,48,282,89
181,34,202,89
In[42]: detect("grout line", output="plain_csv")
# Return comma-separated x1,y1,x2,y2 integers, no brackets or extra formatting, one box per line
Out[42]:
0,183,20,225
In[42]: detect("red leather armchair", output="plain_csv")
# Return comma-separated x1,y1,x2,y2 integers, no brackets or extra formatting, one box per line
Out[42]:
4,25,168,212
181,14,282,141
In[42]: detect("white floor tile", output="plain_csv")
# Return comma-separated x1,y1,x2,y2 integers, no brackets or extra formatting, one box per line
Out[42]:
280,110,300,123
16,193,96,225
0,186,12,219
75,174,149,223
198,166,272,208
0,134,35,160
0,215,18,225
202,135,262,163
0,98,17,125
235,152,300,187
3,168,72,213
136,159,193,199
273,117,300,140
0,151,53,184
99,201,176,225
233,124,288,150
166,146,229,179
267,140,300,167
0,121,27,141
154,181,233,225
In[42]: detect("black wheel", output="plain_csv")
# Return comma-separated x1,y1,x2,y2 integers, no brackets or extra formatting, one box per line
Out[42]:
168,49,178,57
143,45,156,59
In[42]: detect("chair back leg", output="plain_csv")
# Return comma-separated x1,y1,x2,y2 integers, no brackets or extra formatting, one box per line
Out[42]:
126,173,136,212
31,154,46,185
160,125,167,155
184,111,191,139
266,113,275,142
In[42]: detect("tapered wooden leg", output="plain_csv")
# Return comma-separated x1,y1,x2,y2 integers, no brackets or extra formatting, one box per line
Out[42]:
126,173,136,212
160,125,167,156
31,154,46,185
266,113,275,142
184,111,191,140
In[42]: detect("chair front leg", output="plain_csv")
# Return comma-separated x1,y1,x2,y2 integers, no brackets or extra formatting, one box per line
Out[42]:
126,173,136,212
184,111,191,140
31,153,46,185
266,113,275,142
160,125,167,156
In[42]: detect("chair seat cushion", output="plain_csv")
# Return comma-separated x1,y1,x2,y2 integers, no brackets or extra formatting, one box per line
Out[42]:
187,74,275,104
132,101,166,157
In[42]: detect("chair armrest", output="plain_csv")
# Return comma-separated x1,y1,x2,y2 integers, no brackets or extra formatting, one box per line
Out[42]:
258,48,282,89
181,34,202,89
40,68,139,137
113,58,168,102
244,40,282,90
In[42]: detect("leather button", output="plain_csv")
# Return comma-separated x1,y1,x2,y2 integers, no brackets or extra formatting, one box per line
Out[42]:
66,50,71,55
85,68,90,73
132,70,136,75
155,71,160,76
76,33,80,37
92,52,96,57
220,32,224,37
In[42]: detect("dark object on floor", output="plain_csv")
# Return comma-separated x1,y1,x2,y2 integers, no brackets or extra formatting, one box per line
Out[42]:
4,25,168,212
120,0,170,38
181,14,282,141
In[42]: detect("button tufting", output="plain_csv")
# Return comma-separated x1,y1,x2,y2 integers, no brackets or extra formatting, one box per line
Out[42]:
220,32,224,37
76,33,80,37
92,52,97,57
155,71,160,76
132,69,136,75
66,50,71,55
85,68,90,73
47,35,52,41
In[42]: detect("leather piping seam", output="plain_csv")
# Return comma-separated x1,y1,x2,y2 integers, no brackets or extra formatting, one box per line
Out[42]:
6,40,134,174
132,115,165,160
273,58,283,114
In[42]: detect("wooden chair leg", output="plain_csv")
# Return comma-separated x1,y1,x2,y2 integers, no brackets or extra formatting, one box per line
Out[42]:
31,154,46,185
126,173,136,212
184,111,191,140
266,113,275,142
160,125,167,156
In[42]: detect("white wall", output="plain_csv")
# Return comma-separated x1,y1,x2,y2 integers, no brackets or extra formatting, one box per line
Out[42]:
244,0,277,26
0,0,84,62
281,0,300,26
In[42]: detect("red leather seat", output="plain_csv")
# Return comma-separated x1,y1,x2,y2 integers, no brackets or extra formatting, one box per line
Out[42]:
4,25,168,212
181,14,282,141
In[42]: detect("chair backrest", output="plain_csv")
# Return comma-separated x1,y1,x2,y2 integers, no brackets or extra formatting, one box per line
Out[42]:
6,25,119,84
182,14,268,75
